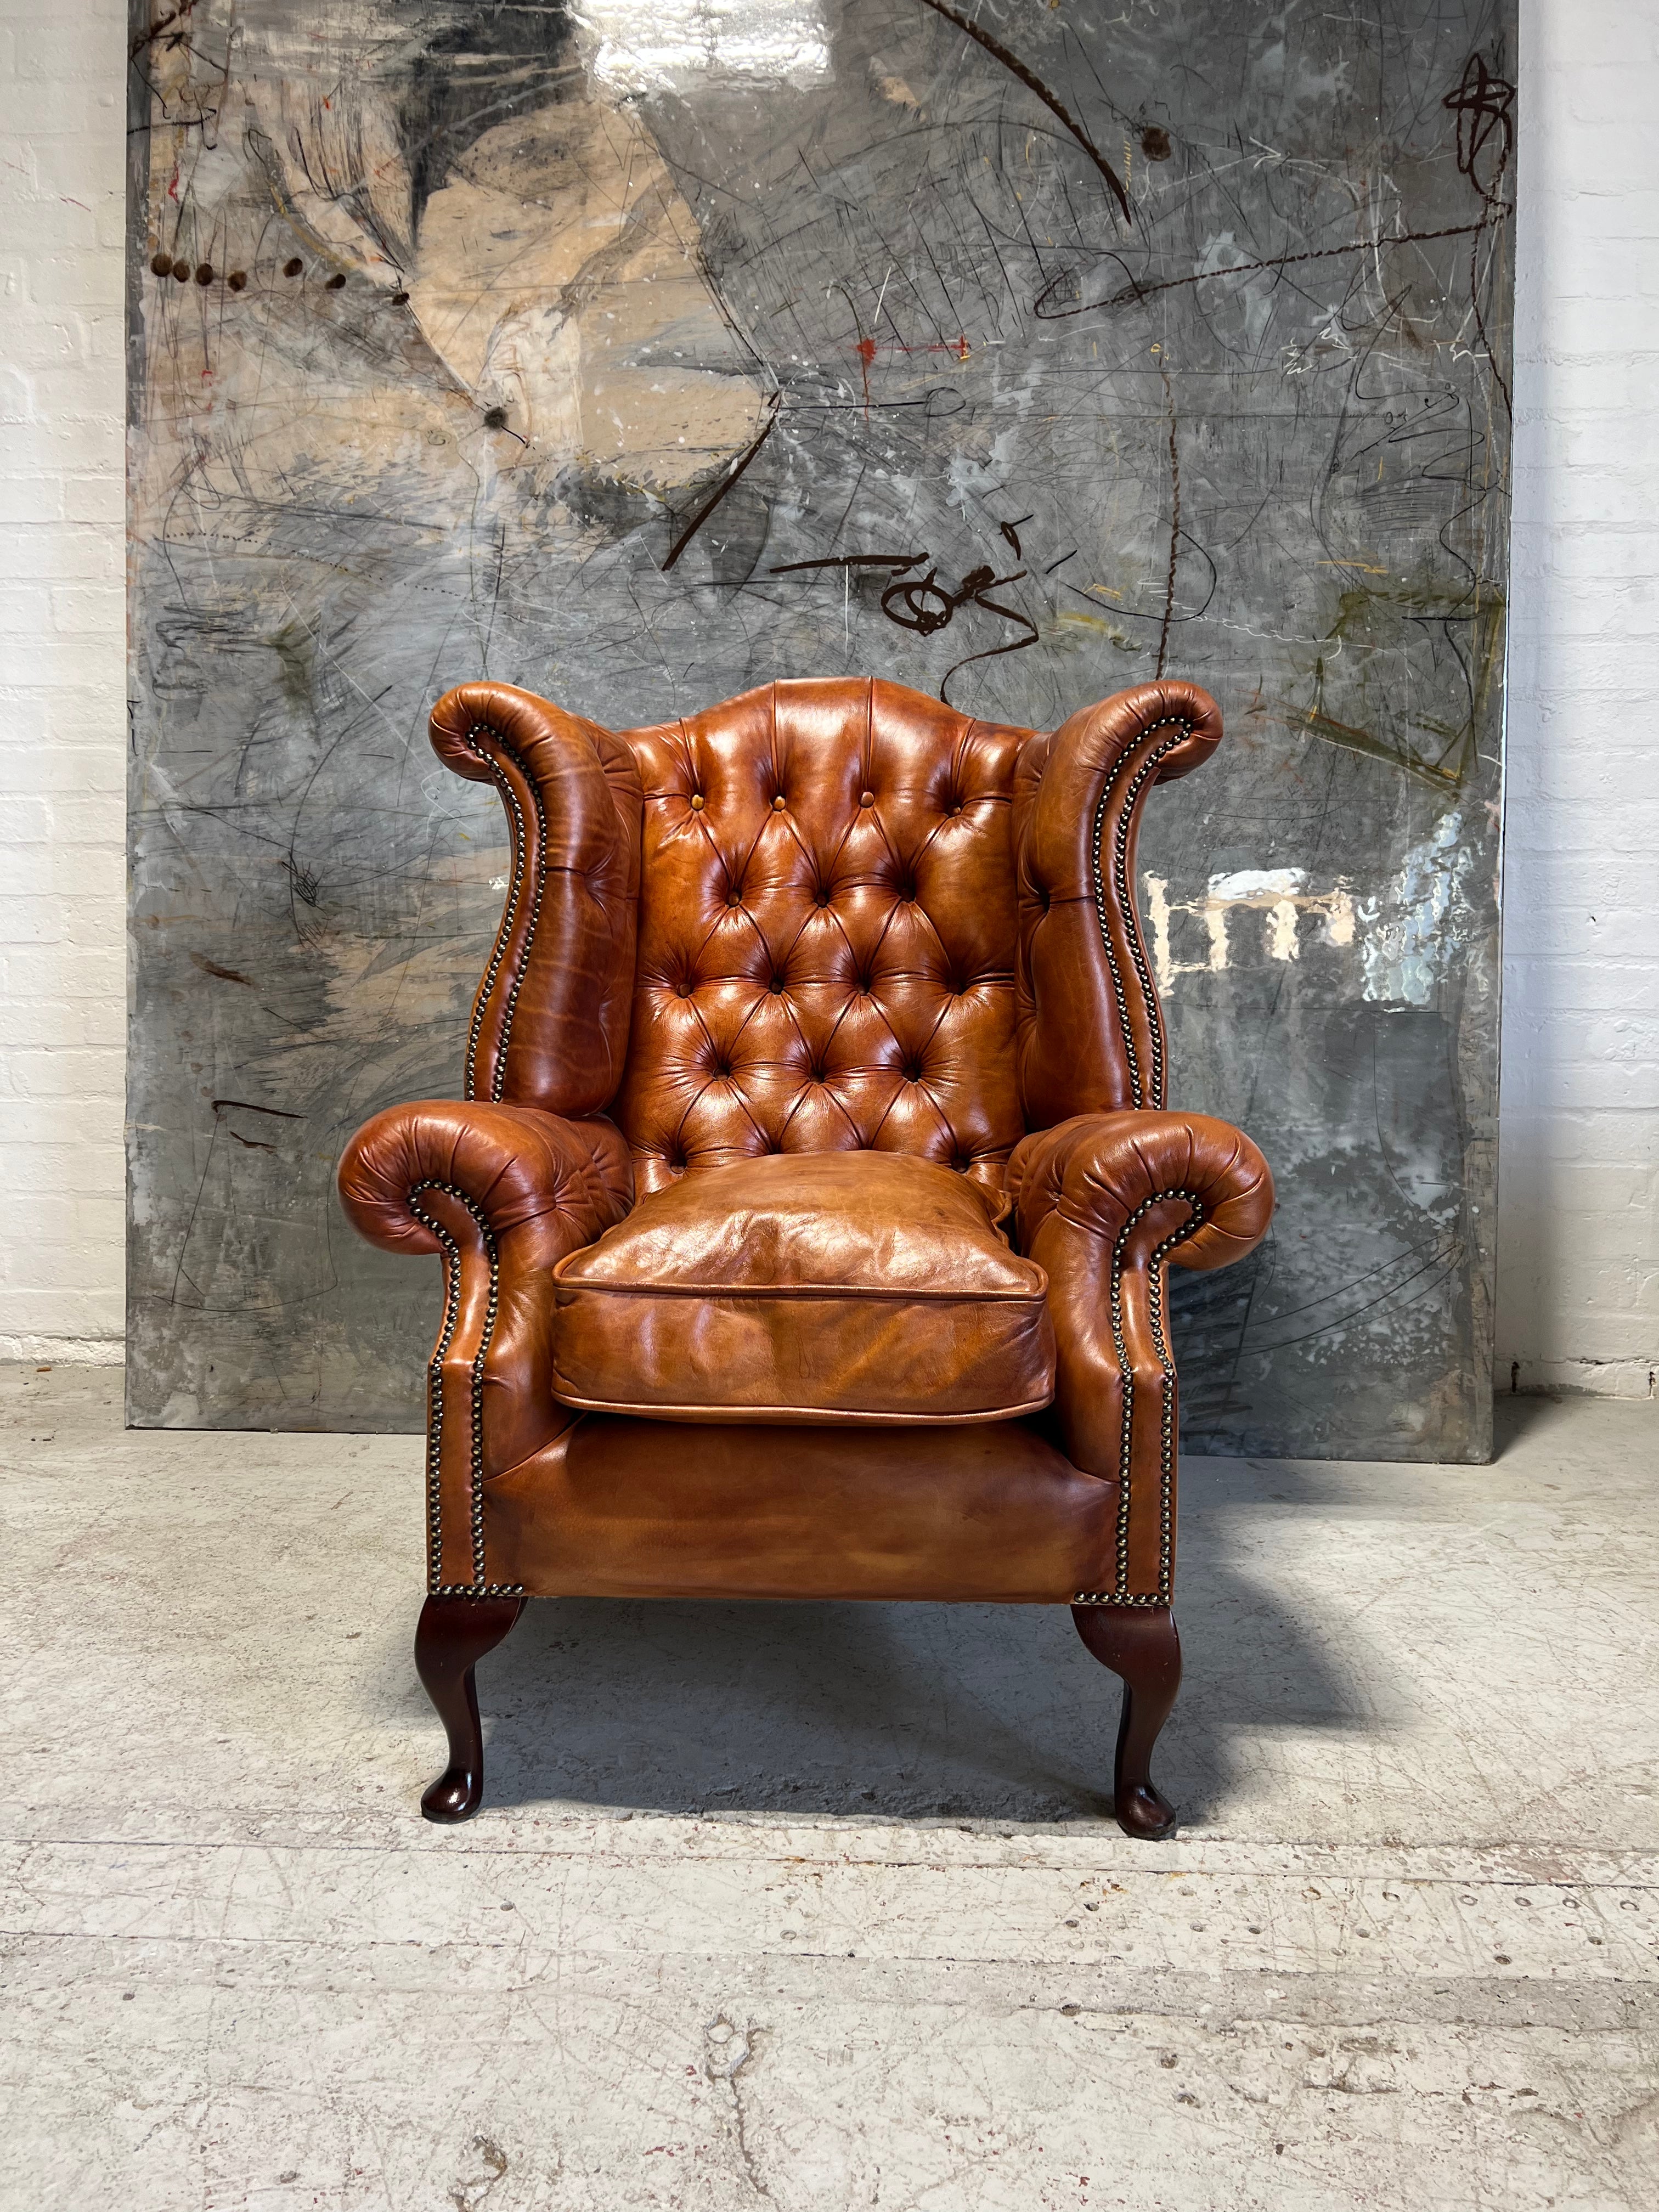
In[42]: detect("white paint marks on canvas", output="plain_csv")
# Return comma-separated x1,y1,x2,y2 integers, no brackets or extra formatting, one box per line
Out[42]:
1146,868,1356,986
1146,810,1476,1009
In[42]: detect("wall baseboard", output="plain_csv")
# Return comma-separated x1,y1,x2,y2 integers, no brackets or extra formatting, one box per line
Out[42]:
0,1336,125,1368
1505,1359,1657,1402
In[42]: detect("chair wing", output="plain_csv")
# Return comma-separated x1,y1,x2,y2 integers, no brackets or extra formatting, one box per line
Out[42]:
1014,679,1222,1126
430,681,642,1114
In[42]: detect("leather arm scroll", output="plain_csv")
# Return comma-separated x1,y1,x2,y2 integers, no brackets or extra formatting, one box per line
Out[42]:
430,681,642,1114
1007,1109,1273,1605
338,1101,633,1591
1016,680,1222,1126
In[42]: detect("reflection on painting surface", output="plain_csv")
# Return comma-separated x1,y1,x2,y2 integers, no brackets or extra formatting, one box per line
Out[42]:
128,0,1514,1456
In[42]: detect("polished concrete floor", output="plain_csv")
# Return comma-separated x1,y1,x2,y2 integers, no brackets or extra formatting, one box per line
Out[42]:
2,1363,1656,2209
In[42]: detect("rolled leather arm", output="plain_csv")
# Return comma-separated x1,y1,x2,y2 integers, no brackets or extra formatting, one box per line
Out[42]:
338,1101,634,1589
1007,1110,1273,1605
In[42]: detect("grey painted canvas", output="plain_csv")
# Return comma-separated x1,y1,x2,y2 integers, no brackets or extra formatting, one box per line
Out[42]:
126,0,1515,1457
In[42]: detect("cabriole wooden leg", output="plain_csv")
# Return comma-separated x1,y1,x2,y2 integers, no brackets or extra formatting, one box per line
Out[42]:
1071,1604,1183,1841
413,1594,524,1823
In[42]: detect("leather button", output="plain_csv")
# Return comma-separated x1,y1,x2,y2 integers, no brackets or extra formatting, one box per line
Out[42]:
690,793,706,811
727,890,743,909
772,794,787,811
769,976,786,994
815,891,831,909
860,791,875,808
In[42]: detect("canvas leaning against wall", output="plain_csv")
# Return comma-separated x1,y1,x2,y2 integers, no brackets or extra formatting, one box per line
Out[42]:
125,0,1516,1458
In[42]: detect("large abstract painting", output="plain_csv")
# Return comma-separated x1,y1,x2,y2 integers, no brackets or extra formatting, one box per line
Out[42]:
127,0,1515,1457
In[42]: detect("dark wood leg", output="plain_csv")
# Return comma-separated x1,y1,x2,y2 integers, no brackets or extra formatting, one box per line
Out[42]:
413,1594,524,1823
1071,1604,1183,1840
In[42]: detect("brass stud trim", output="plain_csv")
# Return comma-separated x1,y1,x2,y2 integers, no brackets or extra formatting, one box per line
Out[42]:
1088,720,1190,1112
1074,1185,1204,1608
461,725,547,1103
406,1179,520,1600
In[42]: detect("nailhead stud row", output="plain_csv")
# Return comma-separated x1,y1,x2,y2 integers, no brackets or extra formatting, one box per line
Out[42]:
407,1180,522,1601
1088,720,1190,1112
462,726,547,1103
1074,1186,1204,1607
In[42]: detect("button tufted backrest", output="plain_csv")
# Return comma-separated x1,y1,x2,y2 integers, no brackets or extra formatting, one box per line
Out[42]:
431,674,1223,1190
613,679,1031,1199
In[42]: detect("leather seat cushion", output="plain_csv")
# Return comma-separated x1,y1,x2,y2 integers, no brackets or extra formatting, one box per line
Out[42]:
550,1151,1056,1424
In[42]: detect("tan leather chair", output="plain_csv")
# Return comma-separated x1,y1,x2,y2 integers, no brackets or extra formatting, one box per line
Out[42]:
339,676,1273,1836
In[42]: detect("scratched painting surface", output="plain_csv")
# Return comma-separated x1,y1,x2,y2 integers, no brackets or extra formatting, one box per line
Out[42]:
127,0,1514,1455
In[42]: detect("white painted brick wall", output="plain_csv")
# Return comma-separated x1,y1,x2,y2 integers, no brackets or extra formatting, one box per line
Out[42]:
1499,0,1659,1398
0,1,1654,1404
0,0,126,1364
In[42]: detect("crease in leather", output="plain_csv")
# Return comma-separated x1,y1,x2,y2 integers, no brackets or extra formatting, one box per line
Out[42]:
545,1390,1058,1427
550,1150,1055,1423
429,681,641,1115
1013,681,1223,1127
483,1412,1121,1601
336,1099,634,1496
613,678,1030,1193
1006,1107,1274,1599
338,673,1274,1610
1008,1109,1274,1272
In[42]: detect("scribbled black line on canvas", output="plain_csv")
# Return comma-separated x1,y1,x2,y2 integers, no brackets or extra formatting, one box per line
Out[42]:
126,0,1514,1458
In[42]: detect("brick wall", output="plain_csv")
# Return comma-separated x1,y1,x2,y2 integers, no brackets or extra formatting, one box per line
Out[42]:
0,0,125,1362
1498,0,1659,1397
1,0,1654,1403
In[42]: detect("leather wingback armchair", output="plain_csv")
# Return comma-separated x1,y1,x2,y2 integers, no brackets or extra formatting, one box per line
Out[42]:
339,676,1273,1836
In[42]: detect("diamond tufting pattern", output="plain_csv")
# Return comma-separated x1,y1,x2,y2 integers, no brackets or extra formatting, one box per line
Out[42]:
614,679,1030,1198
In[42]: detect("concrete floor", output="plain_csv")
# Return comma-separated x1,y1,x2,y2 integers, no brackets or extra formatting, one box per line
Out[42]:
1,1367,1656,2210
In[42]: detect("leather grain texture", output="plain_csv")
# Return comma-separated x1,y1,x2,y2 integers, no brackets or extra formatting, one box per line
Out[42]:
486,1413,1119,1601
337,1100,633,1584
1013,681,1222,1126
550,1150,1056,1423
338,672,1275,1611
613,678,1030,1197
1008,1110,1275,1601
430,682,642,1115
